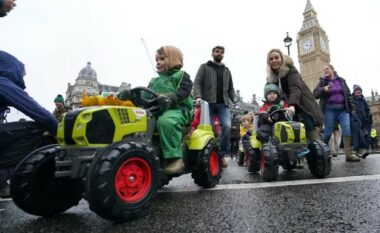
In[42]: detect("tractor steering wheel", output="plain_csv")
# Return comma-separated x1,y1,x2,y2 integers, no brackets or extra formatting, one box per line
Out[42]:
129,86,159,109
270,109,292,122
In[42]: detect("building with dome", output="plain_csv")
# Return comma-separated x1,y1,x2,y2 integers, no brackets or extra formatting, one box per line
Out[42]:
65,62,131,109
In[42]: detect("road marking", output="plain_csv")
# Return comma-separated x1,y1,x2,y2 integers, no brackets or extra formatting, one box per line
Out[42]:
159,174,380,193
1,175,380,200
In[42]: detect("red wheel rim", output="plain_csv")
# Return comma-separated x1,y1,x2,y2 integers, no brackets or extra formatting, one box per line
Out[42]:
115,157,152,203
209,151,219,176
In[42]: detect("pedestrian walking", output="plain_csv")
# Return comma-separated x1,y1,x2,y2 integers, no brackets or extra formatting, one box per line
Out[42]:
230,112,241,158
370,127,377,152
351,84,371,158
193,46,237,167
313,64,360,162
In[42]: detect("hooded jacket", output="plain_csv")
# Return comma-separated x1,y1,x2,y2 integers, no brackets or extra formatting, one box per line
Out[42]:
266,54,324,127
0,51,26,89
0,50,58,134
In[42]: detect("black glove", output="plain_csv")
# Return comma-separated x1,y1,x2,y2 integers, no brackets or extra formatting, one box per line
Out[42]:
157,94,172,109
117,89,131,101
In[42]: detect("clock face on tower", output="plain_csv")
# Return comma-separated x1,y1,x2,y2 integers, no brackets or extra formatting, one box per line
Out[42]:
302,39,313,52
320,38,328,51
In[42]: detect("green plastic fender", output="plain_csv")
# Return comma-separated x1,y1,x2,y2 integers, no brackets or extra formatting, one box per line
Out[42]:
187,125,215,150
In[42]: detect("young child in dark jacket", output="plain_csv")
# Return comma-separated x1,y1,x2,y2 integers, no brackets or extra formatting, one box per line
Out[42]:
256,84,288,143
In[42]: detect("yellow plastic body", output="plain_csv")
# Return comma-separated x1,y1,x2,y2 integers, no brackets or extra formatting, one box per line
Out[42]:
186,124,215,150
57,106,147,147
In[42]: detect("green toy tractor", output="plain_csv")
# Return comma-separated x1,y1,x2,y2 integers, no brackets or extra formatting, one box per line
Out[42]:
245,109,331,181
10,87,222,222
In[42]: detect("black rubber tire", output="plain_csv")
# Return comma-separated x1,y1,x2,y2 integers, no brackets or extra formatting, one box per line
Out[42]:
247,148,261,173
237,151,245,166
191,140,222,188
307,139,331,178
86,141,159,222
10,145,83,216
158,174,173,188
261,142,279,181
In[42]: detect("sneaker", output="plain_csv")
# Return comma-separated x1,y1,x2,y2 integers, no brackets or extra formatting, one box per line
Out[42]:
0,184,10,199
164,159,185,174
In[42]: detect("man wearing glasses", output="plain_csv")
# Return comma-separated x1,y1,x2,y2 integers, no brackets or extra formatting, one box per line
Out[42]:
194,46,237,167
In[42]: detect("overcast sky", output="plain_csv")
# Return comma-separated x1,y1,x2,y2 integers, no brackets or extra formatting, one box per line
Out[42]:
1,0,379,121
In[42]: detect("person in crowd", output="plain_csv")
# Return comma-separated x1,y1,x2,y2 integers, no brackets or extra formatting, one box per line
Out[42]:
53,94,67,122
351,84,371,158
240,113,253,152
370,127,377,152
0,0,16,17
266,49,323,140
329,124,342,157
0,50,58,198
266,49,323,168
256,84,288,143
193,46,237,167
313,64,359,162
230,112,241,158
118,46,192,174
0,51,58,134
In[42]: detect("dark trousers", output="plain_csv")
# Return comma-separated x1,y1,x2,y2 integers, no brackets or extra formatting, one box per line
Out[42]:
256,124,273,143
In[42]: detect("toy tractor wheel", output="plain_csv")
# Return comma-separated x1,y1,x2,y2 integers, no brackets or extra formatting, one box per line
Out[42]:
191,140,222,188
307,139,331,178
11,145,84,216
86,141,159,222
237,151,245,166
247,148,261,173
260,141,279,181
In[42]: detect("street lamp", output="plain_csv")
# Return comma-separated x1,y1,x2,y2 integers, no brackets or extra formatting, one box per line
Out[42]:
283,32,293,56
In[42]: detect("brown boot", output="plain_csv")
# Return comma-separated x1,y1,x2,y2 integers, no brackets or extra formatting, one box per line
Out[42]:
343,136,360,162
361,148,369,159
164,159,185,174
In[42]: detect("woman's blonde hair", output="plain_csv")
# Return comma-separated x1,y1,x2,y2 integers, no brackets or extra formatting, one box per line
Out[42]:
157,46,183,70
266,48,284,65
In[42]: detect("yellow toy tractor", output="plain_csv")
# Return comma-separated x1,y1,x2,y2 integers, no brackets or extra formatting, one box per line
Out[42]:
10,87,222,222
245,109,331,181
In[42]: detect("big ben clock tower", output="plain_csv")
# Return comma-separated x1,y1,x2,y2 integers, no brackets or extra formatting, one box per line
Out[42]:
297,0,331,91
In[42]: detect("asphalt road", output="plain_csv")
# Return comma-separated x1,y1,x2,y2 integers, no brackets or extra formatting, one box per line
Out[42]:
1,152,380,233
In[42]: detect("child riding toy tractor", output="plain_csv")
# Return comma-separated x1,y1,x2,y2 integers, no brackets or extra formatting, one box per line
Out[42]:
244,109,331,181
10,87,222,222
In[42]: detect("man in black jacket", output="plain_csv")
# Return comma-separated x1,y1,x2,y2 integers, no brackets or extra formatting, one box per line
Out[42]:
194,46,237,167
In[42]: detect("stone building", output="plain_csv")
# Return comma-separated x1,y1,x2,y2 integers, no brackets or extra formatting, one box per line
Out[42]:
297,0,331,91
367,90,380,134
235,90,259,113
65,62,131,109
